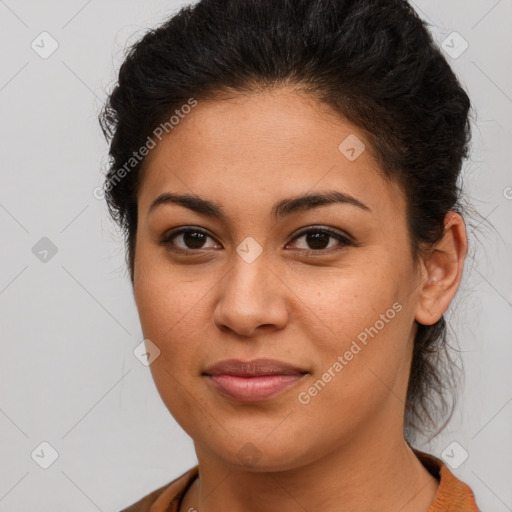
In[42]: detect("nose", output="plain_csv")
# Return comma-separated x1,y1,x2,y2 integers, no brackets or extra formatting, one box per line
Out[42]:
213,256,289,338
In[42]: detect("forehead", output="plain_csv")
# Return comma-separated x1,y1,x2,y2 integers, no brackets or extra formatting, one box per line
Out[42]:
137,88,405,219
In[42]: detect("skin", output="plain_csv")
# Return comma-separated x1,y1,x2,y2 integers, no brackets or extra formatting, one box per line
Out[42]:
132,87,468,512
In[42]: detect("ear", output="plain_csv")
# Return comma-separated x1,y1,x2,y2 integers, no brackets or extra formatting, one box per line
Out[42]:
415,212,468,326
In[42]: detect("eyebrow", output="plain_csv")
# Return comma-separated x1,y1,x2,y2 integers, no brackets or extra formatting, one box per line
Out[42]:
148,190,370,220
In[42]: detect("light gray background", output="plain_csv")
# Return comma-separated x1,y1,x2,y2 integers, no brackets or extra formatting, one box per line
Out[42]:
1,1,511,511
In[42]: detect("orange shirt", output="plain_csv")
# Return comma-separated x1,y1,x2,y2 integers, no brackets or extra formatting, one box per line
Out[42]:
120,448,480,512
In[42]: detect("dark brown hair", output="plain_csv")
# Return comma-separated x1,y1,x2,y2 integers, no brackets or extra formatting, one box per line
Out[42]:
99,0,472,442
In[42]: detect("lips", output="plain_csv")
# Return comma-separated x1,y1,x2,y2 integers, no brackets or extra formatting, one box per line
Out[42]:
203,358,308,402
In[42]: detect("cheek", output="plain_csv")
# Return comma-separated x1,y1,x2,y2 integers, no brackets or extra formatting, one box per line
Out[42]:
134,278,212,376
291,255,406,347
133,239,206,339
293,304,411,443
291,257,412,413
133,260,214,428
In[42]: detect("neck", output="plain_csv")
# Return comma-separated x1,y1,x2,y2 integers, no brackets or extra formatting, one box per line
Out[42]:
180,419,439,512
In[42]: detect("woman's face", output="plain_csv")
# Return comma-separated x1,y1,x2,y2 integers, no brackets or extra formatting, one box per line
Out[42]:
133,88,424,470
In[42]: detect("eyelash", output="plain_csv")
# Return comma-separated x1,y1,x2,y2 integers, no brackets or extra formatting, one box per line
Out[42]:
159,226,354,255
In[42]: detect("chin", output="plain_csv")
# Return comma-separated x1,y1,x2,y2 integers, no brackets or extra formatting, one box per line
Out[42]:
200,431,316,473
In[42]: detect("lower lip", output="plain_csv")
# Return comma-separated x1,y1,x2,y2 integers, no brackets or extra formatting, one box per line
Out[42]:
205,374,305,402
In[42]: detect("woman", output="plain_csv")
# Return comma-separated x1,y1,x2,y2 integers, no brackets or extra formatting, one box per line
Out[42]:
99,0,480,510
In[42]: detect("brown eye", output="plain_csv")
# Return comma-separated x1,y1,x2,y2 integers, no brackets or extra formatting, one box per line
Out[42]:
160,228,220,252
288,228,353,252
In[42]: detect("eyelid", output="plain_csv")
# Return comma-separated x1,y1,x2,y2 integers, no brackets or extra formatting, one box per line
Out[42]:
160,225,354,253
289,226,354,245
160,226,220,251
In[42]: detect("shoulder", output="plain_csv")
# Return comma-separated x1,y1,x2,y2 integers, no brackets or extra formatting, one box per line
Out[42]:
119,466,199,512
412,448,481,512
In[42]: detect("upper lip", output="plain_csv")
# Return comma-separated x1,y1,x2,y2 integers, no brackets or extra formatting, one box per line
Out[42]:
203,358,308,377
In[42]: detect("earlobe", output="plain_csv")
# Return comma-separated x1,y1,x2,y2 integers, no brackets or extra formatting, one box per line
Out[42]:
414,212,468,326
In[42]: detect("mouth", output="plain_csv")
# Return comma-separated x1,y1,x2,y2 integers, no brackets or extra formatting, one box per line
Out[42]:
202,358,309,402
